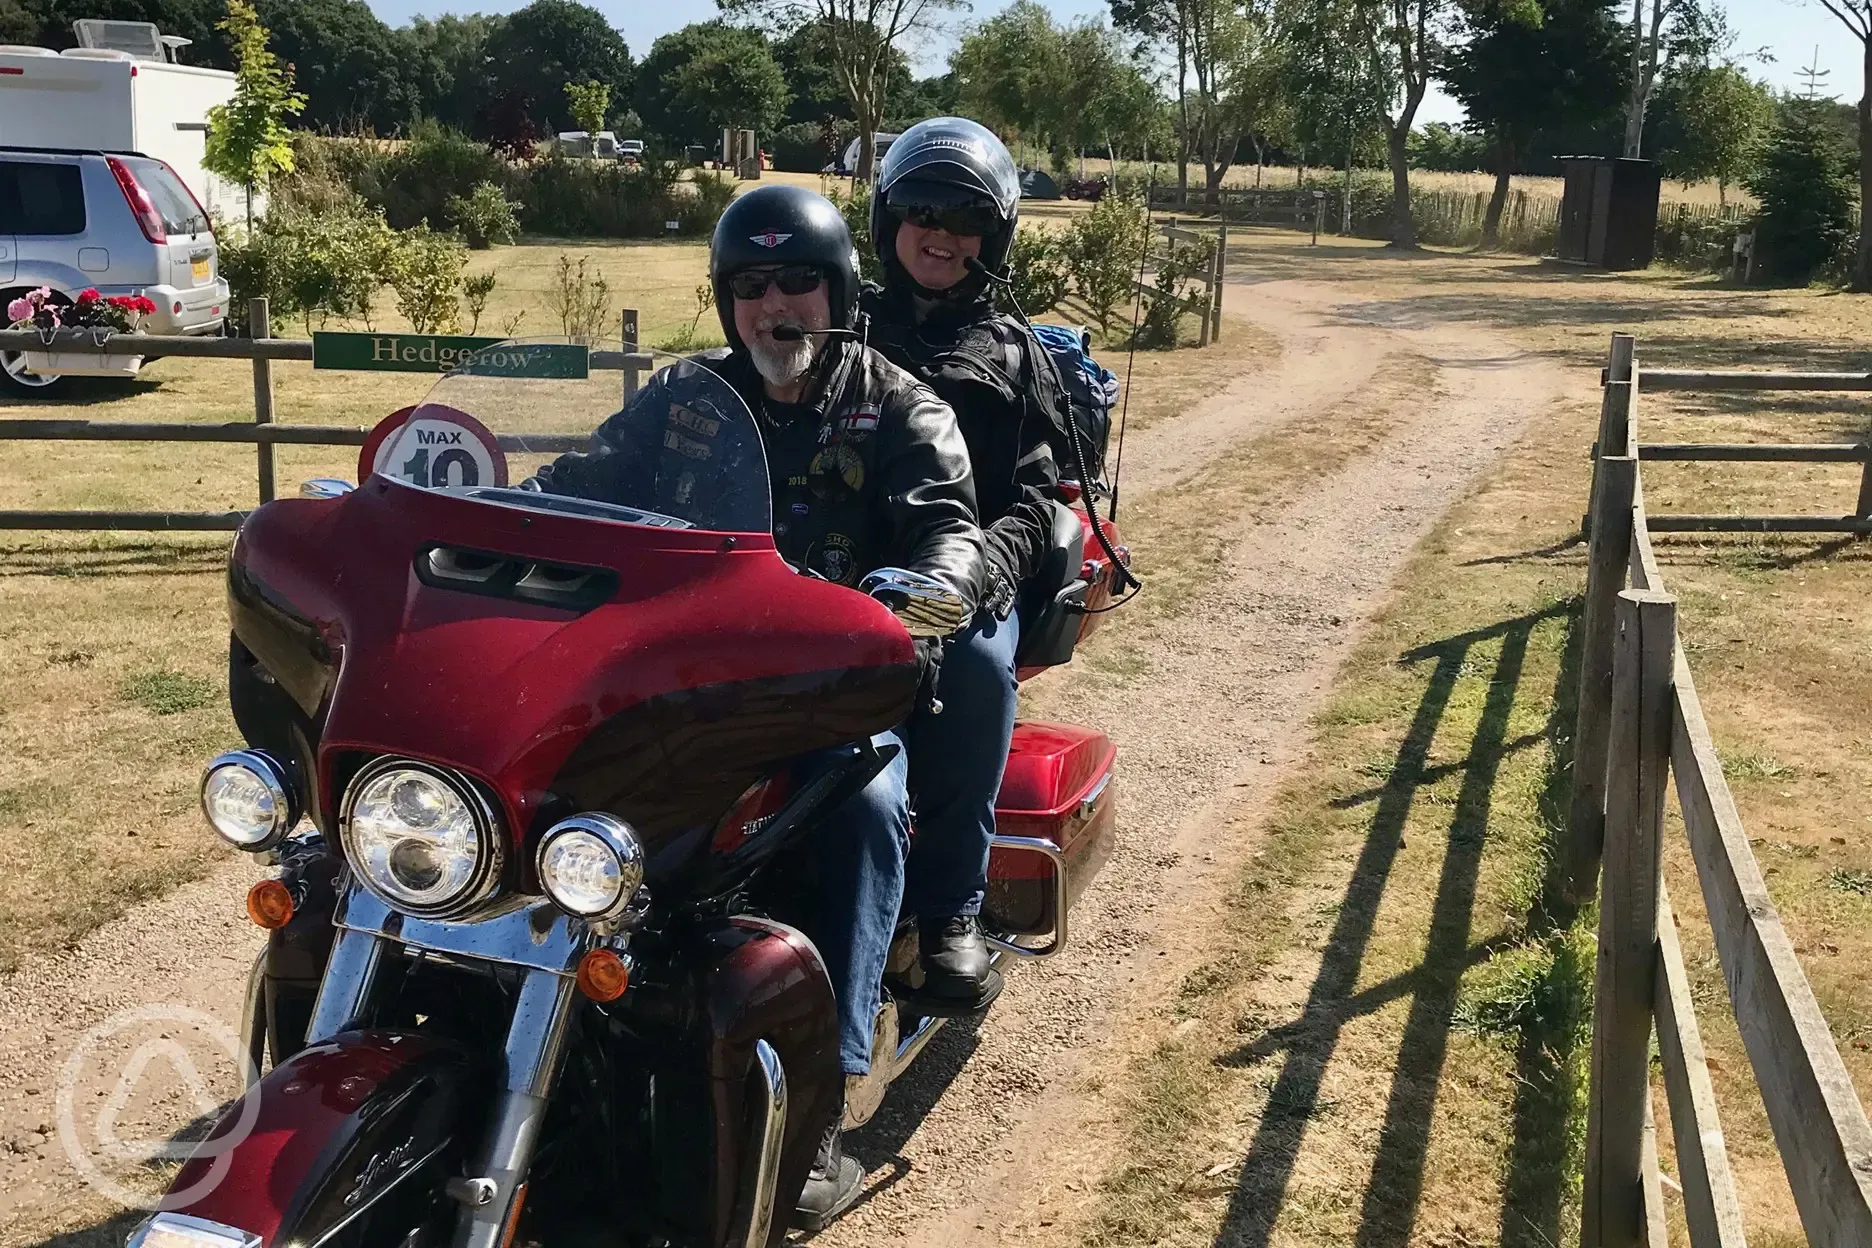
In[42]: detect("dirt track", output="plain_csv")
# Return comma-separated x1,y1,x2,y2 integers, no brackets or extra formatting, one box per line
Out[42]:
0,254,1570,1247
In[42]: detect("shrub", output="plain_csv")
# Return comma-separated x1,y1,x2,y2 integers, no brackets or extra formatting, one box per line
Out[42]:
390,225,468,334
220,196,403,331
1746,99,1857,283
770,120,833,174
1066,189,1150,335
546,255,613,344
461,272,498,334
1131,238,1209,349
447,181,522,248
1007,227,1070,315
379,125,508,232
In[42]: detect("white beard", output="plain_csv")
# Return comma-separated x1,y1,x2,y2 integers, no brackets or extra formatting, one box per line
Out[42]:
746,334,817,388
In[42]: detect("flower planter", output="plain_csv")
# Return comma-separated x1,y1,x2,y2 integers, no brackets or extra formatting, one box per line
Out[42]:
19,349,144,379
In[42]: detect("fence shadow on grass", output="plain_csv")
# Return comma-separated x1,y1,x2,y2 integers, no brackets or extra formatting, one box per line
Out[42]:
1210,600,1575,1248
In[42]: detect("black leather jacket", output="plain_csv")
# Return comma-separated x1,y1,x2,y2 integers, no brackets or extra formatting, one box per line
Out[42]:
528,341,986,618
862,282,1069,609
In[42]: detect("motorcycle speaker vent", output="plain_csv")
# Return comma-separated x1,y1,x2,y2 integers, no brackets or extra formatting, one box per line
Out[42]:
415,544,619,613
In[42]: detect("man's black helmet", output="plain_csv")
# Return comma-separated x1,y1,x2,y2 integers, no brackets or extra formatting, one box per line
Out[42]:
710,184,861,351
872,117,1022,298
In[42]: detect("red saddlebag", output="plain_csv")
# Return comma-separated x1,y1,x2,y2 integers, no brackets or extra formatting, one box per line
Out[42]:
985,722,1116,935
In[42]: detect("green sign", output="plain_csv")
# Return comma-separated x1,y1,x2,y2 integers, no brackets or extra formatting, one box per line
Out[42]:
311,333,589,379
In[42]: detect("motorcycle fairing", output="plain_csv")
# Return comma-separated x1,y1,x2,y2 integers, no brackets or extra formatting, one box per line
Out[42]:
169,1030,474,1248
230,482,919,877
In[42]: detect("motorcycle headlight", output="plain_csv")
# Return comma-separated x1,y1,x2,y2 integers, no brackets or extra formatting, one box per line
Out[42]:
200,750,299,852
340,760,502,917
537,814,645,923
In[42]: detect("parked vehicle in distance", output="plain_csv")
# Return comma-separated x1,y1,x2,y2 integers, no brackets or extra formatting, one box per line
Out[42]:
619,138,645,166
1064,175,1108,201
1,146,228,396
827,132,901,178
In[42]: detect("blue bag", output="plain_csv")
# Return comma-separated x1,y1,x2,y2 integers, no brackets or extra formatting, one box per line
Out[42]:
1030,323,1120,481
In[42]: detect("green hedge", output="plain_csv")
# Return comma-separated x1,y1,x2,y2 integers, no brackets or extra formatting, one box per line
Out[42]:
281,131,734,241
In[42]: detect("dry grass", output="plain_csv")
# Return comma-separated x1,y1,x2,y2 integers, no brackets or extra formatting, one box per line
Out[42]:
1080,231,1872,1246
1054,158,1748,205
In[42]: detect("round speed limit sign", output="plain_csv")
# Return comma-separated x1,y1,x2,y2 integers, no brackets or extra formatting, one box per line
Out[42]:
364,403,509,490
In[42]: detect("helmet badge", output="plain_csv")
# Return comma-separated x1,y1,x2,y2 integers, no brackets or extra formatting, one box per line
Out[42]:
750,230,793,248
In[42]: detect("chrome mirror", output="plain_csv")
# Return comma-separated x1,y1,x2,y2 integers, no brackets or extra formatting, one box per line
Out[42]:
859,567,970,639
300,478,356,499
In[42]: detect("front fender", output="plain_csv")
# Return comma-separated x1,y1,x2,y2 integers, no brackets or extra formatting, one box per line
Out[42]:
166,1029,476,1246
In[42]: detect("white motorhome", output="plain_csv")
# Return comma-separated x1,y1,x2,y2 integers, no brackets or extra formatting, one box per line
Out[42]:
0,21,253,220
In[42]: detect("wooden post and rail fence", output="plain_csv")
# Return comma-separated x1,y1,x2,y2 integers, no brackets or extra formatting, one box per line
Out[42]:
1118,218,1227,348
1568,332,1872,1247
0,298,652,531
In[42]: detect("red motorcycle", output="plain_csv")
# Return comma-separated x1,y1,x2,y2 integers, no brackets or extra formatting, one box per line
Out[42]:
137,348,1125,1248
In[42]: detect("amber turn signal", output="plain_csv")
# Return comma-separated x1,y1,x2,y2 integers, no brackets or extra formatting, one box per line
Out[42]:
576,949,629,1001
246,879,295,929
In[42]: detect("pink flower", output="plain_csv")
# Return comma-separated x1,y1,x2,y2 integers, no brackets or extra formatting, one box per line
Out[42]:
5,297,30,324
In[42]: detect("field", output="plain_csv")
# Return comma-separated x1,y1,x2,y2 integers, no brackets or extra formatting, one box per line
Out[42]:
1044,156,1750,205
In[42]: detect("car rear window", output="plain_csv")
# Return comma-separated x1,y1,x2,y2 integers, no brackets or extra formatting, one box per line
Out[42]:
121,157,209,237
0,161,87,236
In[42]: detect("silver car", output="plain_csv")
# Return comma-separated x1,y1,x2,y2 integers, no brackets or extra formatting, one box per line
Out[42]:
1,145,230,397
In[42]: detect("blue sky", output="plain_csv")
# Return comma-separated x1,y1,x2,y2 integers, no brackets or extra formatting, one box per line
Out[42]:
364,0,1865,126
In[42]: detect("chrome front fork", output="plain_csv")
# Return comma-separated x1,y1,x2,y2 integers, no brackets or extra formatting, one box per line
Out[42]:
303,928,580,1248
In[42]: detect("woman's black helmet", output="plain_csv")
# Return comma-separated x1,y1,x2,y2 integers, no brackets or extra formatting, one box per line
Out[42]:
872,117,1022,298
710,184,861,351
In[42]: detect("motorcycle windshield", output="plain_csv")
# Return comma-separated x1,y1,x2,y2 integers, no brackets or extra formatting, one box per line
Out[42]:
374,342,771,535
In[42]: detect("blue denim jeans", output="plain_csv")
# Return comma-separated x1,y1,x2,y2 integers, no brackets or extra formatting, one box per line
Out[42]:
903,609,1022,919
807,730,911,1076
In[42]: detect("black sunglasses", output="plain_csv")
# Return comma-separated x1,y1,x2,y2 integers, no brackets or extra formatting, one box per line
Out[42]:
887,199,999,239
728,265,825,300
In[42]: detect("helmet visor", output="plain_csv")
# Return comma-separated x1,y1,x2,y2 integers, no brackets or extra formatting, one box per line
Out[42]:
885,181,1000,239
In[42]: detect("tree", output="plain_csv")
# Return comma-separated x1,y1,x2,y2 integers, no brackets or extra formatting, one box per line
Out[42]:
1648,64,1774,205
0,0,35,40
1745,97,1857,282
254,0,417,133
774,17,914,125
1282,0,1391,202
1444,0,1629,243
565,80,611,134
720,0,962,182
484,0,633,135
202,0,305,224
1618,0,1720,156
952,1,1059,142
406,14,497,134
1811,0,1872,287
636,22,790,148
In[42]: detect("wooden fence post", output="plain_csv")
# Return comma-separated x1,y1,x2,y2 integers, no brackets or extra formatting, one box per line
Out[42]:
1563,453,1638,905
250,297,275,504
621,308,640,401
1210,222,1227,342
1198,233,1214,348
1583,334,1637,536
1582,588,1678,1248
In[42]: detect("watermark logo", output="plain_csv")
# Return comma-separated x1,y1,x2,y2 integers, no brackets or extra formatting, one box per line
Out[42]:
56,1003,262,1210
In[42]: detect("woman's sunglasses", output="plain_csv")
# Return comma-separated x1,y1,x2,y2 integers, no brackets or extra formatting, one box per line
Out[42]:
888,199,998,239
727,265,825,300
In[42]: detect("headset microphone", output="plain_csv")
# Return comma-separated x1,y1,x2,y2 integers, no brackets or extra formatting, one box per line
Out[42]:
769,325,863,342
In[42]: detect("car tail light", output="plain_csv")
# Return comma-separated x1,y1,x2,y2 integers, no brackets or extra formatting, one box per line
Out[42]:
107,156,166,243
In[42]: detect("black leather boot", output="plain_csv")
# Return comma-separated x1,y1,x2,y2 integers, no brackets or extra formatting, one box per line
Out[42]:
791,1113,863,1232
916,915,1001,1012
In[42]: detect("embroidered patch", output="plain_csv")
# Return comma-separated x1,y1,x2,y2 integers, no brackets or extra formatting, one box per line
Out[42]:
668,403,720,438
837,407,880,433
662,429,712,460
808,532,857,584
808,442,865,500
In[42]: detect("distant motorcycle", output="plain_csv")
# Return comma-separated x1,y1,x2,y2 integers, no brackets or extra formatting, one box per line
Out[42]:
133,346,1128,1248
1064,176,1109,201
